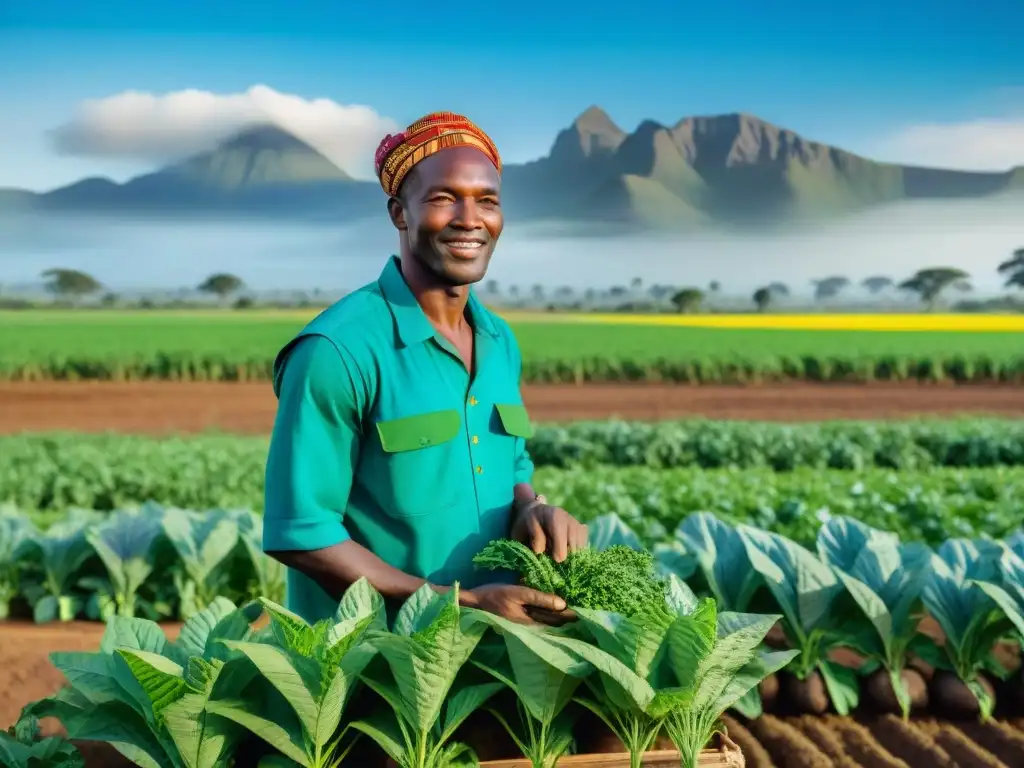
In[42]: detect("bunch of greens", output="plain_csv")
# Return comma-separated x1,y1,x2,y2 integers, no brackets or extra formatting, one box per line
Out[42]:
0,711,83,768
473,539,666,615
816,516,932,718
0,512,35,620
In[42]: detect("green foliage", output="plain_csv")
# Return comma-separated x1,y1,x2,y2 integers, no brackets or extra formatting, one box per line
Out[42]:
3,310,1024,382
473,540,666,616
0,711,83,767
197,273,244,298
40,269,102,297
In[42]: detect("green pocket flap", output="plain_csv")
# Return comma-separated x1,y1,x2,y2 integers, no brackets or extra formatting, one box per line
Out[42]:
496,403,533,439
376,410,461,453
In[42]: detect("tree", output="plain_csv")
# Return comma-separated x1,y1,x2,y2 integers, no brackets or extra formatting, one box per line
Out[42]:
670,287,704,313
997,247,1024,290
198,273,244,299
484,279,500,295
812,276,850,301
530,284,545,301
41,268,102,298
630,277,643,292
767,282,790,297
753,287,773,312
708,280,721,293
861,275,894,294
898,268,970,308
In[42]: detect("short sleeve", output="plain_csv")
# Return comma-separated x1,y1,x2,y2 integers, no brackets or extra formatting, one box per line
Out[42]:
508,333,535,485
263,335,365,553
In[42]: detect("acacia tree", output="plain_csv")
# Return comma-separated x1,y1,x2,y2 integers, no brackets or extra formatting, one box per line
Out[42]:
812,276,850,301
198,273,244,301
898,267,970,309
671,287,704,313
752,287,772,312
998,247,1024,290
41,268,102,301
862,275,894,294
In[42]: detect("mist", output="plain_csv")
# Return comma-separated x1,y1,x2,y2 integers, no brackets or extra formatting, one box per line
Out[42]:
0,196,1021,297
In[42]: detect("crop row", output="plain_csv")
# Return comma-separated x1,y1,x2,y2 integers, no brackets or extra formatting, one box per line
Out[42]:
7,352,1024,383
6,511,1024,768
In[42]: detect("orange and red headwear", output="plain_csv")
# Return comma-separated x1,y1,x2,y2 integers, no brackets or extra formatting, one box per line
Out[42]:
374,112,502,198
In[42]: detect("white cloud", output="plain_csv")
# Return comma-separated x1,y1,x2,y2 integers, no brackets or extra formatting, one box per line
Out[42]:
871,115,1024,172
49,85,399,179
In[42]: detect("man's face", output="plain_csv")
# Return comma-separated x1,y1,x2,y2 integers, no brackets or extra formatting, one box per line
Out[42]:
389,146,503,287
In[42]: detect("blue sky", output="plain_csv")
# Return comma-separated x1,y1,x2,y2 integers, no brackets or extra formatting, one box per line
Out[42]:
2,0,1023,190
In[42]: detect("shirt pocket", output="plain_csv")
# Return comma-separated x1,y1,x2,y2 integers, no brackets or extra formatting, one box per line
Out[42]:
374,409,464,517
495,403,533,439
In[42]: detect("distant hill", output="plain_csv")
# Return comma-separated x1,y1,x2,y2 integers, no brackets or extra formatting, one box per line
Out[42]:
5,110,1021,228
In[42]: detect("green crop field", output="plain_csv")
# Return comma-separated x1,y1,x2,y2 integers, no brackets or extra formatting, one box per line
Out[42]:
1,310,1023,382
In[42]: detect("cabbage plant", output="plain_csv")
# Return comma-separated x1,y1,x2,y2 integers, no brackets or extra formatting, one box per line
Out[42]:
209,579,385,768
737,525,857,713
84,508,164,619
32,598,261,768
971,546,1024,641
922,538,1015,719
0,513,35,619
21,512,96,622
816,516,932,718
161,508,239,619
350,584,502,768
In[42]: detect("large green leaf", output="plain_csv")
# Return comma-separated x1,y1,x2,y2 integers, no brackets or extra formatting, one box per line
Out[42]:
816,516,899,572
173,598,241,659
207,700,308,766
587,513,643,552
738,525,841,638
923,539,1004,655
679,513,758,611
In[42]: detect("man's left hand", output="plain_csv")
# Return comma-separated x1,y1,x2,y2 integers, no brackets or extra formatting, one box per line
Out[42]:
511,499,588,563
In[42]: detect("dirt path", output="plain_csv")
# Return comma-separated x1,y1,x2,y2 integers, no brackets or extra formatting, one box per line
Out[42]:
2,381,1024,434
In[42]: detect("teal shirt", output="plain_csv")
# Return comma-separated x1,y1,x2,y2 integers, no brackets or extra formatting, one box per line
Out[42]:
264,255,535,623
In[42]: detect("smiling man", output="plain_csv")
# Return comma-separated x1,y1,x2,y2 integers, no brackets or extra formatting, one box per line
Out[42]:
263,112,588,625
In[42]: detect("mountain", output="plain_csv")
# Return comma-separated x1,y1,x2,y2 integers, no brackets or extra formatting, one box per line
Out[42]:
5,111,1021,228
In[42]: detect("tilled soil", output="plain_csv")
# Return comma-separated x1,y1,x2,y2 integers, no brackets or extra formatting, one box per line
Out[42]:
3,381,1024,434
4,621,1024,768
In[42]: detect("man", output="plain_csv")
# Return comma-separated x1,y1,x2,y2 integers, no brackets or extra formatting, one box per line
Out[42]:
263,111,588,626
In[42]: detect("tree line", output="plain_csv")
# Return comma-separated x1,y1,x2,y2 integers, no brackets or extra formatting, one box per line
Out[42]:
13,247,1024,312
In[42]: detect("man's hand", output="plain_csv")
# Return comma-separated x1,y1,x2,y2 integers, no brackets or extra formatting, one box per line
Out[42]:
510,498,588,563
465,584,574,626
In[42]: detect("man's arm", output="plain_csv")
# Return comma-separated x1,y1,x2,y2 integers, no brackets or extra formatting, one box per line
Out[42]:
264,335,449,604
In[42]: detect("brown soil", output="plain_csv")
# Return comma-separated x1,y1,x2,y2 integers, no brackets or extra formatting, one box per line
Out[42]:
3,381,1023,434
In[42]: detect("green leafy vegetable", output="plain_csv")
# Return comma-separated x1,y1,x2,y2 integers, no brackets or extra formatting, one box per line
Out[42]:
817,516,932,718
473,539,666,615
0,512,35,620
922,538,1014,719
737,524,857,713
161,508,239,619
351,584,500,768
85,508,163,619
32,599,259,768
21,511,97,622
210,579,384,768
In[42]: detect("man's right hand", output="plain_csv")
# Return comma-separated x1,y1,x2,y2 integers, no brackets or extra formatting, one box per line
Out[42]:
464,584,574,626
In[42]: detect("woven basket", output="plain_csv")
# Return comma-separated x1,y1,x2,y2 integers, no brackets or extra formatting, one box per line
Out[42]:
479,732,745,767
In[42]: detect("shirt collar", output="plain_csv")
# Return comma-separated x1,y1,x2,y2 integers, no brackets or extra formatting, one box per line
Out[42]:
377,255,499,347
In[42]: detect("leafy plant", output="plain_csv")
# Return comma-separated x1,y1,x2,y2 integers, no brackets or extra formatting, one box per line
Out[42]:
922,538,1015,719
659,603,796,768
970,547,1024,643
161,508,239,619
474,539,666,615
737,525,857,713
21,511,96,622
32,599,261,767
0,711,83,767
472,611,648,768
229,509,286,604
84,508,164,619
350,584,501,768
209,579,386,768
674,513,759,612
816,516,932,718
0,512,35,619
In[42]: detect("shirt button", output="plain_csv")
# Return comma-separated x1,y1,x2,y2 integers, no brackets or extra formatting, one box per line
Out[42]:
472,435,480,445
475,465,483,474
468,396,478,406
